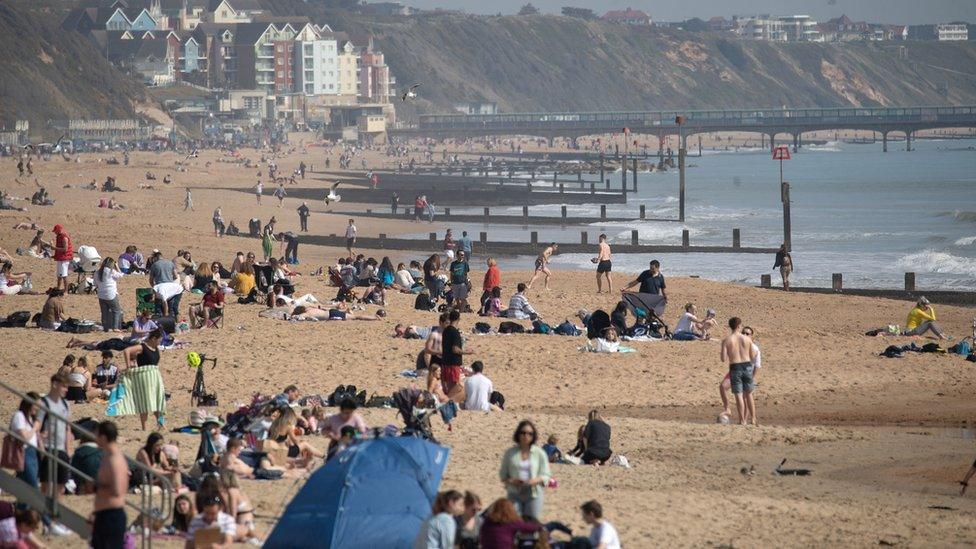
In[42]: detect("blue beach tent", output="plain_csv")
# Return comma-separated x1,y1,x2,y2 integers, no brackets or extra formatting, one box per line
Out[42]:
264,437,451,549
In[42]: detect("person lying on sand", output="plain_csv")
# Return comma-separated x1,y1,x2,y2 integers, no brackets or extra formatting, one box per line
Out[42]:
394,324,433,339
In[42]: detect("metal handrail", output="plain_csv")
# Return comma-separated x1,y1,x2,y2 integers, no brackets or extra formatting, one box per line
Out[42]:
0,379,173,548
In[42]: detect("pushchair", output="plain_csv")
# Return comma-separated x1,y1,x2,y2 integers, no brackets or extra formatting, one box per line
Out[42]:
393,387,439,443
69,245,101,294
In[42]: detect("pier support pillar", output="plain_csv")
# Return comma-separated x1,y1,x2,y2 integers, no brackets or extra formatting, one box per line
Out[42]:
905,272,916,292
792,133,799,152
632,158,638,191
769,133,776,152
621,155,627,192
906,130,913,152
599,154,605,184
678,147,686,222
882,131,888,153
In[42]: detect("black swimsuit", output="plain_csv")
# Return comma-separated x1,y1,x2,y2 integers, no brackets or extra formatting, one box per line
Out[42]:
136,343,160,366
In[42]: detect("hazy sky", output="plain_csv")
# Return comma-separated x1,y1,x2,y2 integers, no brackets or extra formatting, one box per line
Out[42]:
402,0,976,25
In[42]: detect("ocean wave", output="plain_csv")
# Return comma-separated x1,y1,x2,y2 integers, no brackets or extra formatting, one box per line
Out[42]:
955,236,976,246
896,250,976,277
806,141,843,152
937,211,976,223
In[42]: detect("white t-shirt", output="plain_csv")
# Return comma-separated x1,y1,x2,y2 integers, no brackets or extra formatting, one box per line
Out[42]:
94,269,124,300
395,269,414,288
675,312,695,333
153,281,183,301
518,458,531,481
589,521,621,549
463,374,493,412
186,511,236,540
9,410,37,448
752,343,762,369
345,225,357,238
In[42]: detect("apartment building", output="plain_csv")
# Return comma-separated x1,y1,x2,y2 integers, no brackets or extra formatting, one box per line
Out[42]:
937,23,969,41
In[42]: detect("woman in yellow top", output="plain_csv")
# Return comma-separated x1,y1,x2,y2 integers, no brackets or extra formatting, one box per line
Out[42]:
230,262,256,296
903,297,949,339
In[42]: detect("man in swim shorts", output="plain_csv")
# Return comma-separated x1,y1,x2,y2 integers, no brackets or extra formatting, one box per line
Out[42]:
720,316,758,426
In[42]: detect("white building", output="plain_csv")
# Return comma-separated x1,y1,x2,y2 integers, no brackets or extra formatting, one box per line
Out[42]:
937,23,968,41
295,37,340,96
735,15,786,41
780,15,821,42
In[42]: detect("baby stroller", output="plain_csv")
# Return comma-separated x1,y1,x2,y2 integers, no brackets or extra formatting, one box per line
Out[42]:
69,245,101,294
393,387,438,443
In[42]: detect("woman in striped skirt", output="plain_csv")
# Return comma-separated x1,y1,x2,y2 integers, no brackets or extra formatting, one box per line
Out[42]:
111,329,167,430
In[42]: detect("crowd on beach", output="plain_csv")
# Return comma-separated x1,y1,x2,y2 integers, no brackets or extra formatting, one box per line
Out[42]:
0,139,971,548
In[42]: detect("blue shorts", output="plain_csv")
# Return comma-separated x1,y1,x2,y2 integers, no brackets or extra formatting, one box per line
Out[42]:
729,362,754,394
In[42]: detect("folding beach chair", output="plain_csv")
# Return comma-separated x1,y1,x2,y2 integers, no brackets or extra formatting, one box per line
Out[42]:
204,307,224,329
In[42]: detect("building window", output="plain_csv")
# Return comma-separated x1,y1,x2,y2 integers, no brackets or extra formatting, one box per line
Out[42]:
277,58,283,65
277,70,284,77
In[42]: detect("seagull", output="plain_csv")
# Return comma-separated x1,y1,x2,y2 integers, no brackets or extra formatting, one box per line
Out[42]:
325,182,341,205
401,83,422,102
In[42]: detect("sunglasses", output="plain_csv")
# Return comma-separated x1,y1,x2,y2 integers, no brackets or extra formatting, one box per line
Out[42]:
202,495,222,505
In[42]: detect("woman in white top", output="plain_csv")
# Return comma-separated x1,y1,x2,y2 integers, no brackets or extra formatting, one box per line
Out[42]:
9,392,41,489
0,261,30,296
94,257,125,331
394,262,417,292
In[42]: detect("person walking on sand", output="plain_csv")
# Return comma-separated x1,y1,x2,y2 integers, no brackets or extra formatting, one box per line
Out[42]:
345,219,357,255
720,317,758,426
391,193,399,215
595,234,612,293
526,243,557,291
212,207,224,237
91,421,128,549
254,180,263,205
274,183,287,207
183,188,193,212
773,244,792,291
297,201,310,232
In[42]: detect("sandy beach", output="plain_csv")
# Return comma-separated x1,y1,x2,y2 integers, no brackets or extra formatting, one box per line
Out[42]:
2,143,976,547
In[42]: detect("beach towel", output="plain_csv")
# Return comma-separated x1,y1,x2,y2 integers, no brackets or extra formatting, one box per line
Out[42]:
106,365,166,417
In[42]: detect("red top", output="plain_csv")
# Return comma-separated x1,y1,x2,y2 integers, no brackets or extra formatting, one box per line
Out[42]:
479,520,540,549
203,291,224,308
54,233,73,261
483,265,501,291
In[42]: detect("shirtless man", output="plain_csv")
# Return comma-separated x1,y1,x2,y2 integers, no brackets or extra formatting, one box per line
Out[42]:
720,317,758,426
595,234,612,293
91,421,129,549
526,243,558,290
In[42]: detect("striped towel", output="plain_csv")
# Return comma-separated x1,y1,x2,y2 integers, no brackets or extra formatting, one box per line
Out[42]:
106,365,166,417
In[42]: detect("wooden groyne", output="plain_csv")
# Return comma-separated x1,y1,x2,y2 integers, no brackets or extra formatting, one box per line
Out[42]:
325,204,678,226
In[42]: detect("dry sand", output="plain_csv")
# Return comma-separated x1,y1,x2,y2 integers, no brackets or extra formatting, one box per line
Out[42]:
1,143,976,547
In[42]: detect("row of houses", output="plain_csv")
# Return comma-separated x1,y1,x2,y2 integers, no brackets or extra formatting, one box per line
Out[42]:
61,0,397,133
709,14,967,43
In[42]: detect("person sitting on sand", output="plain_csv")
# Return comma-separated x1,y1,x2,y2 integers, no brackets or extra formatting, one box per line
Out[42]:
902,297,949,340
505,283,537,320
478,498,541,549
23,230,52,258
191,263,214,293
0,261,31,295
576,410,613,465
188,282,224,328
119,245,146,274
62,355,94,403
610,301,629,335
263,407,323,468
38,287,66,330
673,304,717,341
230,263,256,297
92,350,119,393
361,282,386,306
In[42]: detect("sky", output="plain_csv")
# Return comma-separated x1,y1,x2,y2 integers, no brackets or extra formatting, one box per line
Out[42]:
401,0,976,25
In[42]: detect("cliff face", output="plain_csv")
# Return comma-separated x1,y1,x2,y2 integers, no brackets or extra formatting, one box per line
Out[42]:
0,1,146,131
357,14,976,114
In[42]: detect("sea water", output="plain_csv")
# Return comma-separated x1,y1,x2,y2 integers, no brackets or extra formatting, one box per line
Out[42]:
409,139,976,290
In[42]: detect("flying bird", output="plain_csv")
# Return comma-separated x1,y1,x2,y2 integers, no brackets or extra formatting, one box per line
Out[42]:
401,83,422,102
324,182,341,205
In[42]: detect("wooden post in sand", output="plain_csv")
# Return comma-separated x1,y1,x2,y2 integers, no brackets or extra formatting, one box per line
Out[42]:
561,206,567,219
682,229,690,248
581,232,588,244
631,230,638,245
379,233,386,245
904,272,916,292
522,206,529,221
530,231,538,244
732,229,741,249
600,205,606,220
429,232,437,243
445,207,451,216
832,273,843,291
590,183,595,194
483,207,490,221
559,183,564,194
760,274,771,288
480,232,487,245
640,205,646,219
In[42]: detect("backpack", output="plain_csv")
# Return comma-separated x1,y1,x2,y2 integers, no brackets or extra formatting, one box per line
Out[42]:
473,322,492,334
881,345,904,358
949,338,971,356
531,319,552,334
498,321,525,334
920,342,946,354
0,311,31,328
414,292,435,311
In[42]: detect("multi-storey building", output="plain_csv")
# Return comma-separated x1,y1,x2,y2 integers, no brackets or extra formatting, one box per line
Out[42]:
937,23,969,41
779,15,821,42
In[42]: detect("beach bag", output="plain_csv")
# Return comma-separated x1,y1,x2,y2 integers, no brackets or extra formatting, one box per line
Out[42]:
554,320,582,336
949,338,971,356
498,321,525,334
0,434,24,471
531,319,552,334
473,322,492,334
921,343,946,354
365,394,393,408
1,311,31,328
881,345,905,358
414,293,435,311
438,400,458,424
